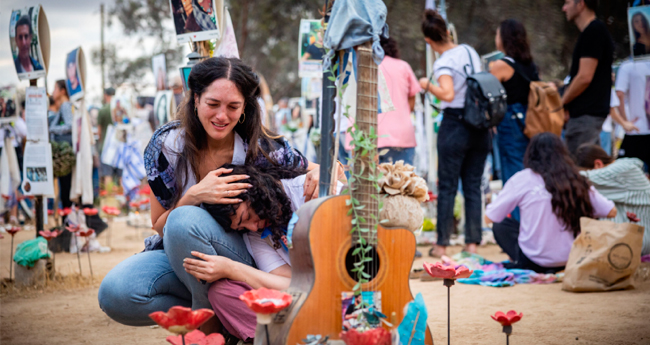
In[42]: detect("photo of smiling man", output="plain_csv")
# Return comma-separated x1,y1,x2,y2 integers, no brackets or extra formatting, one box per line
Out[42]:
10,6,47,80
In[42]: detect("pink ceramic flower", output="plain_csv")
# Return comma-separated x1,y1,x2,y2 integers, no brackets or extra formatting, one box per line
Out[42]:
102,206,121,216
166,330,225,345
240,288,292,324
39,229,61,241
340,327,391,345
83,208,98,216
149,306,215,335
423,262,473,279
491,310,523,326
58,207,72,217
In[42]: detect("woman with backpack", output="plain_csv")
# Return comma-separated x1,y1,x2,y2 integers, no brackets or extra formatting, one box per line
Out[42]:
490,19,540,188
419,9,487,257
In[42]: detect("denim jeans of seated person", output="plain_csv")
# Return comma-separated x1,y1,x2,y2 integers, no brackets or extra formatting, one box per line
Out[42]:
98,205,254,326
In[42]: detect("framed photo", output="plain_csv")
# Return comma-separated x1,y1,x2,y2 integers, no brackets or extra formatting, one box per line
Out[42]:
341,291,382,330
298,19,325,78
169,0,221,43
481,51,505,72
154,91,176,126
152,54,167,91
9,5,50,80
65,47,86,102
629,5,650,61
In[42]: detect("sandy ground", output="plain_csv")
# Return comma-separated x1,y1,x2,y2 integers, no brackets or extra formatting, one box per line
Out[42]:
1,216,650,345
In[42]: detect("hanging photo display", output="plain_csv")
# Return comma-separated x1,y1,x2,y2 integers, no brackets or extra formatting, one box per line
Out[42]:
9,5,50,80
629,5,650,60
298,19,325,78
64,47,86,102
481,51,505,72
152,53,168,91
22,142,55,196
169,0,221,43
154,91,176,126
24,87,49,142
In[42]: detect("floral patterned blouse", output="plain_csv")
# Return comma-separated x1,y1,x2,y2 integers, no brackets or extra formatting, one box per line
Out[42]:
144,120,308,210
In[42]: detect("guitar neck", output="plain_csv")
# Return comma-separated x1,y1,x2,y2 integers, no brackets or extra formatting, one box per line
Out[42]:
351,42,379,243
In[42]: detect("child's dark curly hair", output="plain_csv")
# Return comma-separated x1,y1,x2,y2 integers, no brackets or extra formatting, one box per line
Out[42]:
202,164,306,248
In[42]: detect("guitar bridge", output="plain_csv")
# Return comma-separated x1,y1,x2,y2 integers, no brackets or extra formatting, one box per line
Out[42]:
273,291,302,323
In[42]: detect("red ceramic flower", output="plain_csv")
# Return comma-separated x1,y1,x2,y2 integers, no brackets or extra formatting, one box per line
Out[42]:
102,206,121,216
100,190,108,197
239,288,292,315
340,327,391,345
83,208,98,216
491,310,523,326
627,212,640,223
130,201,141,208
58,207,72,217
47,209,54,216
77,229,95,238
139,185,151,196
140,198,150,204
166,330,225,345
6,227,20,236
39,229,61,240
423,262,473,279
149,306,215,335
66,224,81,233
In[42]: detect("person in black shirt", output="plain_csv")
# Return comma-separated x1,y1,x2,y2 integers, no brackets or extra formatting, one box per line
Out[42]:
490,19,540,189
561,0,614,157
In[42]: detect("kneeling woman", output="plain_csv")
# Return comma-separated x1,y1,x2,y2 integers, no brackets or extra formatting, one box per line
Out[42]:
185,164,342,341
485,133,616,273
98,57,334,327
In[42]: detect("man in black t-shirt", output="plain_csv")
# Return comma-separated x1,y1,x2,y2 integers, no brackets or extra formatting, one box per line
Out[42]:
561,0,614,157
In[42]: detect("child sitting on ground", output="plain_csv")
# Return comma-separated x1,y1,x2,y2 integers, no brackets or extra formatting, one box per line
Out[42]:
575,144,650,256
485,133,616,274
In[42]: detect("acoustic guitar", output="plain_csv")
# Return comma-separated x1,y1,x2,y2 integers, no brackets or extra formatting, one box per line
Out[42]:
259,43,434,344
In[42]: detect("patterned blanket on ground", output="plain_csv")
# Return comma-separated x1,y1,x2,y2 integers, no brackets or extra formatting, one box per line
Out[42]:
441,252,564,287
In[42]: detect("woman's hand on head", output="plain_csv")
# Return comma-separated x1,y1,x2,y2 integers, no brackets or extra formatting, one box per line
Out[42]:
187,167,252,205
183,251,232,283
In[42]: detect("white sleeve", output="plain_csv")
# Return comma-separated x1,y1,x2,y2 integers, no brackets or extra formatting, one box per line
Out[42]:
609,89,620,108
433,57,453,81
245,233,289,273
614,63,629,93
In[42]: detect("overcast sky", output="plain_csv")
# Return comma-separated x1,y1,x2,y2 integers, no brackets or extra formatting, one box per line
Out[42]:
1,0,185,104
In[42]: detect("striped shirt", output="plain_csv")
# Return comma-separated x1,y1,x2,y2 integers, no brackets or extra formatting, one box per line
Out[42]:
581,158,650,255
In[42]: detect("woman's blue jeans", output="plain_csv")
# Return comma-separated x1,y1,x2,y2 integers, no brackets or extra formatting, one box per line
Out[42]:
98,206,254,326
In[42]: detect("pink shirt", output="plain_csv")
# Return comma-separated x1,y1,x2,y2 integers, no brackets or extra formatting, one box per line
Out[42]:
486,169,615,267
377,56,421,148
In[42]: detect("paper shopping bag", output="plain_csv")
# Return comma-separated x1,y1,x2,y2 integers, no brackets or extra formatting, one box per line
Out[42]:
563,217,644,292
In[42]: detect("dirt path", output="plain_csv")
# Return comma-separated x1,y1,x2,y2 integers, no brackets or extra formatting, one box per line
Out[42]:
1,219,649,344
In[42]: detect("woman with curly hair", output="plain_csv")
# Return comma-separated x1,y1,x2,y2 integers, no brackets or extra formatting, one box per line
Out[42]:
485,133,616,273
181,164,341,342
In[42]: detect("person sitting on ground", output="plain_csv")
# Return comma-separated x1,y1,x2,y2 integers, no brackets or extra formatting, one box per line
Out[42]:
485,133,617,274
183,163,342,342
575,144,650,256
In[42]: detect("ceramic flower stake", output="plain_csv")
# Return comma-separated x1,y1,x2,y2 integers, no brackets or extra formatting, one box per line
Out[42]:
240,287,293,345
149,306,215,345
423,262,473,345
491,310,523,345
166,329,225,345
78,229,95,280
101,206,121,247
39,229,61,281
6,226,21,282
66,224,83,275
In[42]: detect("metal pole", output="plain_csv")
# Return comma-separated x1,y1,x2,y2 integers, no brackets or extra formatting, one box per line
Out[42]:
30,79,45,235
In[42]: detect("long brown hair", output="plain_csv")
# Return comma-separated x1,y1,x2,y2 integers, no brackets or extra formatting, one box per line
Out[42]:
524,133,593,237
499,19,533,65
173,57,280,207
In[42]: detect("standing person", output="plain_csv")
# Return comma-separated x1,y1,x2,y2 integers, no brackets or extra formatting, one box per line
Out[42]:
98,57,336,328
97,88,121,187
486,133,616,273
614,59,650,170
419,10,487,257
561,0,614,157
489,19,539,185
0,99,26,225
49,80,74,210
377,36,421,166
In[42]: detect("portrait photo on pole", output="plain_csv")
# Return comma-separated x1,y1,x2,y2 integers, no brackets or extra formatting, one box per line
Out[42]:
65,47,85,102
629,5,650,61
152,54,167,91
298,19,325,78
9,5,50,80
169,0,221,43
154,91,176,127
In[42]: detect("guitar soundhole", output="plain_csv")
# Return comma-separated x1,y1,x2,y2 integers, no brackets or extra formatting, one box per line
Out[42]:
344,245,380,282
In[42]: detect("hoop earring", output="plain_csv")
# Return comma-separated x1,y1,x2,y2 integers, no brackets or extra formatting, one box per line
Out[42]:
238,113,245,124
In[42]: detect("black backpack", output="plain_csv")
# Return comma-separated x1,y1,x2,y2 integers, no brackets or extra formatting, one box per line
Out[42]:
461,45,508,130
